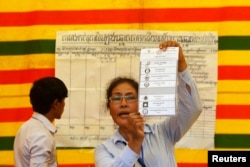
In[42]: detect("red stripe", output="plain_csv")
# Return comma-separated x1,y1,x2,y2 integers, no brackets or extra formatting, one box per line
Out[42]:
0,165,95,167
178,163,207,167
59,165,95,167
217,105,250,119
0,107,33,122
59,163,207,167
0,164,208,167
0,7,250,26
218,66,250,80
0,69,55,84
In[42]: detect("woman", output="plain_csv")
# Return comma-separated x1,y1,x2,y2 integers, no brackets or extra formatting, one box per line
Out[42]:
94,41,202,167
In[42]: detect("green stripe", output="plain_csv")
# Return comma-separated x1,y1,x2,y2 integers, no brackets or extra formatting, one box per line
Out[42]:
215,134,250,148
1,36,250,55
219,36,250,50
0,137,14,151
2,135,250,150
0,137,94,150
0,40,55,55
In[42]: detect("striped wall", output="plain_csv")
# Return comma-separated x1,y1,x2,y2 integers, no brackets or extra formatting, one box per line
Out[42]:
1,0,250,166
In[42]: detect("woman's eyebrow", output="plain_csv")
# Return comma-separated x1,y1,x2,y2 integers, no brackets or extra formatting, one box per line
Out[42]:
125,92,137,96
111,92,135,96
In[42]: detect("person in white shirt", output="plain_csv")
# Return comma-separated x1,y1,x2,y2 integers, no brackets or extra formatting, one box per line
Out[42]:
14,77,68,167
94,41,202,167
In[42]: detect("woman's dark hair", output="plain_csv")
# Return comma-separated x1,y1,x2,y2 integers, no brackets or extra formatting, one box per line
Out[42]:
29,76,68,114
105,77,138,109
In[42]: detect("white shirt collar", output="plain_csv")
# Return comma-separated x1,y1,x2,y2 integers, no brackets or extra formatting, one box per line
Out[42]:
32,112,57,133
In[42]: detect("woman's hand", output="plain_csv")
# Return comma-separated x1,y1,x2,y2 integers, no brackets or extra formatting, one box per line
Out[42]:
159,40,187,72
126,112,145,154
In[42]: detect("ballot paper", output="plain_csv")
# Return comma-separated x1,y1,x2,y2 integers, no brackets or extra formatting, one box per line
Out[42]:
139,47,179,116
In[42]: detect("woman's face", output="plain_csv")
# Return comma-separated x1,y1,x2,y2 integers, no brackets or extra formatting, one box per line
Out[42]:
109,82,138,127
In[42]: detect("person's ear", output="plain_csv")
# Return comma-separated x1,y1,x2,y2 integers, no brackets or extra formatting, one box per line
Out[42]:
52,99,60,108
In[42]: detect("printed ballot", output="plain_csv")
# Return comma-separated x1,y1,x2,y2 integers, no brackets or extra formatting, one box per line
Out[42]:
139,47,179,116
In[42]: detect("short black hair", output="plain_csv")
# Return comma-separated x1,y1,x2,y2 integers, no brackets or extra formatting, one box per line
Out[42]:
105,77,138,109
29,76,68,114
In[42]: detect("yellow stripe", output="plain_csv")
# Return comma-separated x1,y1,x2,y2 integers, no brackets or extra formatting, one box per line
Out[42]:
1,0,250,11
175,148,207,163
218,80,250,93
0,96,30,108
218,50,250,66
145,21,250,36
57,149,95,164
0,150,94,165
0,149,95,164
0,151,14,164
0,122,22,136
0,54,55,70
0,149,207,164
0,25,143,41
144,0,250,8
0,122,56,137
216,119,250,134
0,0,142,12
218,21,250,36
0,84,31,97
217,93,250,105
58,148,208,163
1,21,250,41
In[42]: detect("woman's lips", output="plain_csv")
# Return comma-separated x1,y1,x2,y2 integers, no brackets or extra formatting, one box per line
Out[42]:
118,112,129,117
